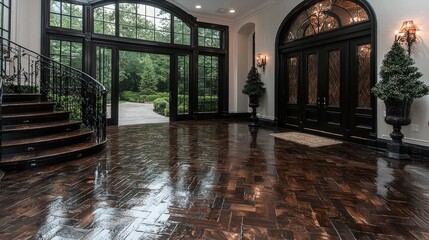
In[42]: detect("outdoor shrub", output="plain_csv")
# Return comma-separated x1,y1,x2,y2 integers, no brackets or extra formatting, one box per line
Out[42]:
145,92,169,103
153,98,168,115
120,91,142,102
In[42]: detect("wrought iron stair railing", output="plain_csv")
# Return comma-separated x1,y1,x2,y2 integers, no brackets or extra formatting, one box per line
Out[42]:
0,36,107,149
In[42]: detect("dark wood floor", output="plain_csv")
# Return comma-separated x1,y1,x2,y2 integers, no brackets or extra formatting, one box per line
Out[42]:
1,120,429,239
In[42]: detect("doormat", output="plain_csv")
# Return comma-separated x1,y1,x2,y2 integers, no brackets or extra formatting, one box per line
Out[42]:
270,132,343,147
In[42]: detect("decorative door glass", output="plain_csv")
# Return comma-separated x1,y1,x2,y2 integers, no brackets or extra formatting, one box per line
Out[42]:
307,54,318,105
328,50,341,107
357,44,371,108
287,57,298,104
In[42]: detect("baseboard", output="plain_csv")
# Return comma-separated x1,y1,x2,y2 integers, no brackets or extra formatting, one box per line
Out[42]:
192,112,251,120
259,117,276,127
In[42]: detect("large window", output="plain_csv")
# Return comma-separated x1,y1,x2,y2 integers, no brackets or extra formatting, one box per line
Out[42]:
198,55,219,113
49,39,83,70
198,27,221,48
174,17,191,45
94,4,116,36
43,0,229,122
118,3,171,43
49,0,83,31
0,0,11,39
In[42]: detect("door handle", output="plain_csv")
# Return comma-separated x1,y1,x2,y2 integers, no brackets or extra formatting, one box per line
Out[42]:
321,97,326,108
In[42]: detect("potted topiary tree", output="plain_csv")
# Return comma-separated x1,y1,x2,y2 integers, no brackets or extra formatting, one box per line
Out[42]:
242,66,266,127
372,40,429,159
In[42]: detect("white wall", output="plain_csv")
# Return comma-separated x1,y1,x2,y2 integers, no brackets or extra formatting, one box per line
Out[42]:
234,0,300,120
11,0,41,52
232,0,429,146
370,0,429,146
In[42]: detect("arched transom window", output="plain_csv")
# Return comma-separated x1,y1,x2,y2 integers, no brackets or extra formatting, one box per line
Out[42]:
286,0,369,42
92,3,191,45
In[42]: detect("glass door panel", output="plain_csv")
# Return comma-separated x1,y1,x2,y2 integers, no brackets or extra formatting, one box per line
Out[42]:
95,46,113,120
328,50,341,107
198,55,219,113
177,55,190,115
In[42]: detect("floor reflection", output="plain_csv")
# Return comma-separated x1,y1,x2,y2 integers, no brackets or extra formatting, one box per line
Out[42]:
1,120,429,239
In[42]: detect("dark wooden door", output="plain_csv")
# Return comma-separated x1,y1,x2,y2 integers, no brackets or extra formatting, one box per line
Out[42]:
302,42,348,134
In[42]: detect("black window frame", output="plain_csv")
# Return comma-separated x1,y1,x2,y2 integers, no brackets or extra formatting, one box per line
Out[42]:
41,0,230,123
0,0,11,40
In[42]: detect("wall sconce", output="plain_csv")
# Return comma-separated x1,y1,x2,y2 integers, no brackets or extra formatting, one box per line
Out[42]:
395,20,417,56
256,53,267,73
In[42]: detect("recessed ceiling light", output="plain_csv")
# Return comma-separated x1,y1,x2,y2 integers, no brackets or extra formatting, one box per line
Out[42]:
229,9,236,13
195,5,202,9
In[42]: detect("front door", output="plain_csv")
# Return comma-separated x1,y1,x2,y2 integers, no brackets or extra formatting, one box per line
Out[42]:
302,42,348,135
281,38,375,140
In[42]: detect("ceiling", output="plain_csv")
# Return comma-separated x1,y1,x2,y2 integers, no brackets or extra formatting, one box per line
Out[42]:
167,0,273,22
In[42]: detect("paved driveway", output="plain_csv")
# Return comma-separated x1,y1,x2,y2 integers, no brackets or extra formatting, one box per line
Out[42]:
117,102,169,125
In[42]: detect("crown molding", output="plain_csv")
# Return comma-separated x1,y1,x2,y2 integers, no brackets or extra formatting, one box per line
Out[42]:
167,0,283,24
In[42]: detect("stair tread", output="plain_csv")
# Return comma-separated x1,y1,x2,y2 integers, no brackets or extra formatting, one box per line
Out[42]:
2,111,70,119
0,142,98,164
2,102,55,107
2,129,93,148
3,93,41,96
2,120,81,132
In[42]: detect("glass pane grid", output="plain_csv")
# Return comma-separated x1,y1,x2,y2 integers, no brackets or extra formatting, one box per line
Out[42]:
49,0,83,31
0,0,11,39
49,39,83,71
173,17,191,45
198,56,219,113
178,55,190,115
198,27,221,48
119,3,171,43
94,4,116,36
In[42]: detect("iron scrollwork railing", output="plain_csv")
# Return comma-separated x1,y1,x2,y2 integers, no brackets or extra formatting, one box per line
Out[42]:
0,36,107,144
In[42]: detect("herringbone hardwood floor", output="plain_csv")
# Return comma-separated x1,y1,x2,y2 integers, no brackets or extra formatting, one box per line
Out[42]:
1,120,429,239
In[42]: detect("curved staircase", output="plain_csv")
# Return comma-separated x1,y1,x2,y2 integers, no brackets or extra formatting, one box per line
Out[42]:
1,37,107,170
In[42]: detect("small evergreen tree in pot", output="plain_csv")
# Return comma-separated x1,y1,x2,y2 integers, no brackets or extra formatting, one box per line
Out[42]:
242,67,266,127
372,41,429,159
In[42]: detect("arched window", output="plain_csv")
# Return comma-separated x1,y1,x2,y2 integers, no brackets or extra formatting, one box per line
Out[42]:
286,0,370,42
91,3,192,46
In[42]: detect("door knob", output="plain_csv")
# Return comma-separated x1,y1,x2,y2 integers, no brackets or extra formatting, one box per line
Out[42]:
321,97,326,108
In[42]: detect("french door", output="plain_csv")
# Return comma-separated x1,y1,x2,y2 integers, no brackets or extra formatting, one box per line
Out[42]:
302,43,348,135
282,38,375,140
